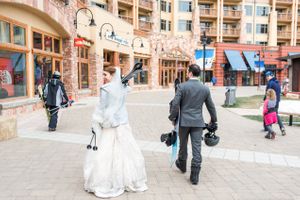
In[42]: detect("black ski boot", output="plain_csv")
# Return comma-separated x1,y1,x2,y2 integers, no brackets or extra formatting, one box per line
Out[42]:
190,165,201,185
175,159,186,173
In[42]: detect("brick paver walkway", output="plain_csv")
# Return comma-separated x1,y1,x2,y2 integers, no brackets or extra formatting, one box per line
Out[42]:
1,87,300,200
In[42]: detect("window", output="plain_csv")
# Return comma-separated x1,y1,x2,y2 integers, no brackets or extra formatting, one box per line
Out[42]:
199,4,210,9
168,21,171,31
161,19,167,31
33,31,61,53
179,1,192,12
256,6,269,16
44,35,52,52
161,1,167,12
256,24,268,34
168,2,172,13
245,5,252,16
13,25,25,46
134,58,148,85
77,46,89,89
255,41,267,45
93,2,107,10
0,50,27,99
0,20,11,43
246,23,252,33
33,32,42,49
178,20,192,31
0,20,26,46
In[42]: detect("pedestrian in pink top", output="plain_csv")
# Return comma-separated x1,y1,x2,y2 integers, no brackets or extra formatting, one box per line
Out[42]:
263,89,278,139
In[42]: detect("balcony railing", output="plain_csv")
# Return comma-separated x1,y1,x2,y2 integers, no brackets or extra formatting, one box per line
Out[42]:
119,15,133,24
118,0,133,4
201,27,217,35
199,8,217,17
223,28,240,36
277,13,292,21
223,10,242,18
277,30,291,38
139,20,152,31
277,0,292,3
139,0,152,10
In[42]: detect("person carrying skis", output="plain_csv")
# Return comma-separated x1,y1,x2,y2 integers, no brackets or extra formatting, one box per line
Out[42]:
43,71,69,131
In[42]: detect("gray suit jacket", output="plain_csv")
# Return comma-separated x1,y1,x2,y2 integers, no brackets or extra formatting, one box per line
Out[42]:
169,79,217,127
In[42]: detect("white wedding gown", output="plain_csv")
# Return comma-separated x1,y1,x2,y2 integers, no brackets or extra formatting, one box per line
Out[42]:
83,68,147,198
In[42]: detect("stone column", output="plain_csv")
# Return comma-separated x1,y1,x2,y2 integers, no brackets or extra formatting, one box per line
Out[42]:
267,0,277,46
62,0,78,100
89,53,102,96
192,2,200,45
108,0,118,17
151,0,160,33
219,0,224,42
239,0,247,44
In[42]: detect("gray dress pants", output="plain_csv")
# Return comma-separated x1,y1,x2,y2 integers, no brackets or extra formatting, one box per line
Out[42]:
178,127,203,167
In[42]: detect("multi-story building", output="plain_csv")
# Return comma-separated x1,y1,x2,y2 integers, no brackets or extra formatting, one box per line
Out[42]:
1,0,300,116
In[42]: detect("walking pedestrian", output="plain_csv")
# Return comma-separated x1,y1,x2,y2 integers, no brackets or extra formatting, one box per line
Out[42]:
43,71,69,131
263,89,278,139
169,64,218,185
263,71,286,136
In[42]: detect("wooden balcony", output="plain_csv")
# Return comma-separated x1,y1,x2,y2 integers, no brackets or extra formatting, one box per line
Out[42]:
139,0,152,11
199,8,217,18
118,0,133,5
277,30,291,39
139,20,152,32
119,15,133,25
277,13,292,22
201,27,217,35
223,10,242,19
223,28,240,37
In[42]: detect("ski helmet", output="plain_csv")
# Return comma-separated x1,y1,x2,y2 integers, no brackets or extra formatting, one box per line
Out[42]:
204,132,220,147
52,71,61,79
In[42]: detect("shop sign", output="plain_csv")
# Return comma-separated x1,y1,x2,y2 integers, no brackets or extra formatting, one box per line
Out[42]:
74,38,92,47
105,32,130,47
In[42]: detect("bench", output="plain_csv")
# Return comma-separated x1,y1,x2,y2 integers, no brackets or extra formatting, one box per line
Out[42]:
278,100,300,126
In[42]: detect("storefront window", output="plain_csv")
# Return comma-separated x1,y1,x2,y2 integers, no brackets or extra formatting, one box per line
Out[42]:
80,63,89,88
0,50,27,99
33,32,42,49
134,58,149,85
13,25,25,46
0,20,11,43
34,55,52,94
54,38,60,53
44,35,52,52
77,46,89,89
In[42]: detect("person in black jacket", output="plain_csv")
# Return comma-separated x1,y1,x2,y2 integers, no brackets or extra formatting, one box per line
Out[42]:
264,71,286,136
43,71,69,131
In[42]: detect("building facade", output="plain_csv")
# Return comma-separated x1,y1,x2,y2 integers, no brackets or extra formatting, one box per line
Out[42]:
1,0,300,116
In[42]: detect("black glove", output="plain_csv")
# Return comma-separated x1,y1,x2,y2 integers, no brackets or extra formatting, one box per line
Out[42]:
206,122,218,132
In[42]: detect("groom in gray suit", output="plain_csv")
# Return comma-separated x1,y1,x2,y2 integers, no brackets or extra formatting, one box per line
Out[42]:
169,64,217,185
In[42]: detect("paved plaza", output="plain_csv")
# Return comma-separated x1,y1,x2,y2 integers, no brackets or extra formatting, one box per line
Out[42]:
1,87,300,200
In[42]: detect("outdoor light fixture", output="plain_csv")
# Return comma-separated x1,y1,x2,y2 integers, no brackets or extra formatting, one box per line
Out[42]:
132,37,144,48
255,50,262,89
74,7,96,29
200,31,212,84
99,23,115,39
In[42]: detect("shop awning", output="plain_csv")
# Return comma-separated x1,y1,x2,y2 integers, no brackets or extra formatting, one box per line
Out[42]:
242,51,257,71
276,54,300,62
288,52,300,56
224,50,248,71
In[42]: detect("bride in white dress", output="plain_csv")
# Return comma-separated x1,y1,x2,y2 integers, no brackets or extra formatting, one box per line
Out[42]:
83,66,148,198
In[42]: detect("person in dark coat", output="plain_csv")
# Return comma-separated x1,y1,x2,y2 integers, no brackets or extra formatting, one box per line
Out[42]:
169,64,217,185
43,71,69,131
264,71,286,136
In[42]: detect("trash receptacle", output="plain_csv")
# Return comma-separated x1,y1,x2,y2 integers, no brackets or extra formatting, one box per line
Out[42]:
224,86,236,106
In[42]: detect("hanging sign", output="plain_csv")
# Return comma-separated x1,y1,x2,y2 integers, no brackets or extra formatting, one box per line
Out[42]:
74,38,92,47
105,32,130,47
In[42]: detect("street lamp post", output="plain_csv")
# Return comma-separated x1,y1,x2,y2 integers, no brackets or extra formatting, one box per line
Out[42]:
200,31,211,84
74,8,97,29
99,23,115,39
131,37,144,49
255,50,261,89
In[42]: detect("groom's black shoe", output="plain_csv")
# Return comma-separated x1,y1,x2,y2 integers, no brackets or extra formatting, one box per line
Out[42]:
190,165,201,185
175,159,186,173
